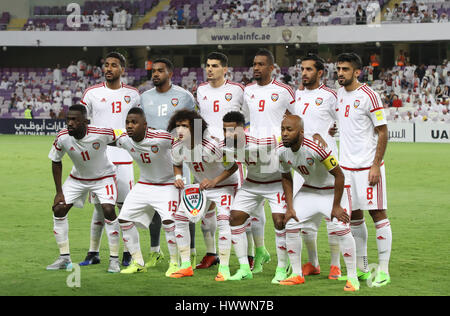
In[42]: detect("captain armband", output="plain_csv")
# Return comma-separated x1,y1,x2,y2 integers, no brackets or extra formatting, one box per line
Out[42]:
322,155,338,171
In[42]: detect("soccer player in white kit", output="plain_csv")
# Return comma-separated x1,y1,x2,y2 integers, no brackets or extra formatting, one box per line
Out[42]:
112,108,180,277
294,54,343,279
241,49,296,274
222,111,288,284
80,52,140,267
47,105,121,273
167,109,239,280
277,115,359,291
335,53,391,287
196,52,246,269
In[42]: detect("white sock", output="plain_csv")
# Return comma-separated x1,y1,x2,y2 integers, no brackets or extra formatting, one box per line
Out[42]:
375,219,392,274
201,211,217,254
327,221,341,268
163,222,178,264
175,219,191,264
104,218,120,257
246,224,255,257
231,222,249,265
120,221,143,266
275,229,287,269
89,204,104,252
337,228,357,279
286,228,302,276
117,204,129,253
53,215,69,255
217,216,231,266
302,229,319,267
251,211,266,248
351,219,368,272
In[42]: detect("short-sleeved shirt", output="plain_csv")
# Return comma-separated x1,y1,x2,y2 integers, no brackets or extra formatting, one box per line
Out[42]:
243,79,296,138
140,84,196,131
172,132,238,186
278,137,338,189
48,126,116,180
336,83,387,169
196,80,245,139
80,82,141,163
222,134,280,183
116,128,174,184
295,84,338,153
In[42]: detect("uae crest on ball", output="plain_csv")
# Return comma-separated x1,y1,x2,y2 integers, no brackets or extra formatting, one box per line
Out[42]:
179,184,207,223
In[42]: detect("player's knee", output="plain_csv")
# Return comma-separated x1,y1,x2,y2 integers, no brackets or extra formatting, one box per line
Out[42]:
52,204,70,217
101,204,117,221
162,219,174,225
369,209,387,222
351,209,364,220
229,210,248,227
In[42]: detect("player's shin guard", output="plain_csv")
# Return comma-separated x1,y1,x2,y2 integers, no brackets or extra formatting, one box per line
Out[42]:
162,222,178,264
104,218,120,258
327,220,341,269
286,228,302,276
351,219,369,272
120,221,144,266
53,215,70,255
175,219,191,265
374,219,392,274
336,228,357,279
302,228,319,267
217,216,231,266
231,221,250,265
201,211,217,255
251,212,266,248
89,204,104,252
275,229,288,269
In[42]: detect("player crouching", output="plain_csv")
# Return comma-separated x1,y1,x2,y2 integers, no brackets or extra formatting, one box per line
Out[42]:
47,105,121,273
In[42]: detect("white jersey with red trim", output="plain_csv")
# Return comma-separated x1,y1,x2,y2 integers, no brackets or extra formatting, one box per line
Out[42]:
116,128,174,184
336,83,387,169
243,79,296,138
80,82,141,163
172,132,238,186
48,126,116,180
295,84,338,153
197,80,245,140
278,137,337,188
222,134,280,183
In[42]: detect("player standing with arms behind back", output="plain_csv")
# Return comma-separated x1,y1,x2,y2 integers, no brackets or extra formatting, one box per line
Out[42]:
80,52,140,267
335,53,391,287
242,48,296,274
140,58,197,268
196,52,245,269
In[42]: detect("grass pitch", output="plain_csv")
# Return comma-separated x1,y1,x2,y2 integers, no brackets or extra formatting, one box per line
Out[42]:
0,135,449,296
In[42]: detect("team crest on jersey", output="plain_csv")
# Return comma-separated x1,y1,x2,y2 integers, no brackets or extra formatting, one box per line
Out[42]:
225,93,232,101
271,93,279,102
151,145,159,153
315,97,323,106
306,158,314,166
354,100,360,108
171,98,179,107
92,142,100,150
124,96,131,104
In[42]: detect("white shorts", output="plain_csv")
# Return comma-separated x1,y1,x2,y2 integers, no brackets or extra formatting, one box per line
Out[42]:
286,185,352,233
63,175,117,208
342,164,387,211
232,179,286,216
114,162,134,203
118,182,179,229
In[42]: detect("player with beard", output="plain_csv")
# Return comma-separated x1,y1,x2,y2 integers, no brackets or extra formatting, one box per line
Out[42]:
47,105,121,273
335,53,391,287
80,52,140,268
277,115,358,291
293,54,344,280
140,58,198,269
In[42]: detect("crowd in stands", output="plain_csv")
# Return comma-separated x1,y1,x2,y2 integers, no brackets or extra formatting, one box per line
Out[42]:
1,54,448,123
384,0,449,24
